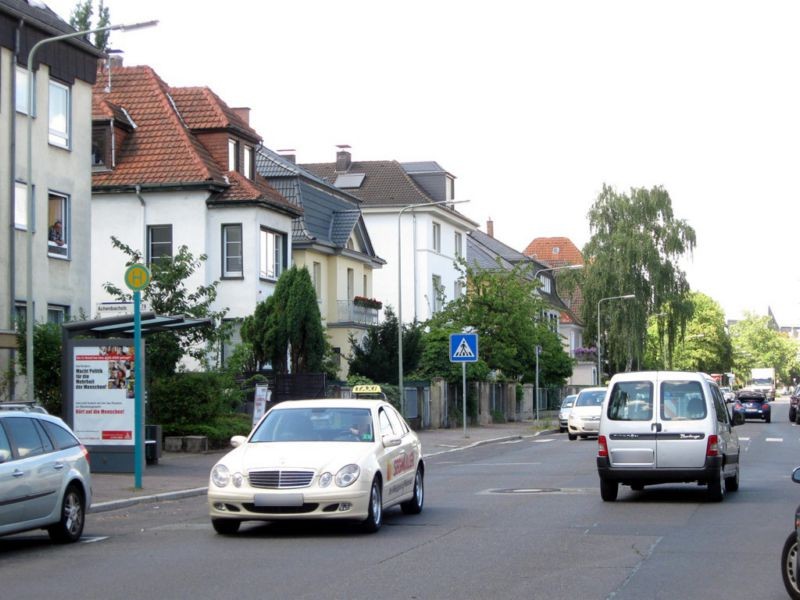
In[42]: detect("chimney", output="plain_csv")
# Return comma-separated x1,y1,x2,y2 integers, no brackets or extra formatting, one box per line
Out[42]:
487,218,494,238
232,107,250,125
109,54,124,68
335,144,351,172
278,149,296,164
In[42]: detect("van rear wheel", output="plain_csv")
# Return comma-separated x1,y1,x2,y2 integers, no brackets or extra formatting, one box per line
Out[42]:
707,468,724,502
600,478,618,502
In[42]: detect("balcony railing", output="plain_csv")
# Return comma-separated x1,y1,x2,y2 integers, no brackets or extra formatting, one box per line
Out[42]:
337,300,379,326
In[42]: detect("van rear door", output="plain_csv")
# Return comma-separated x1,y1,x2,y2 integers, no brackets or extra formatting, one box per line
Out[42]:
604,380,656,468
655,378,709,468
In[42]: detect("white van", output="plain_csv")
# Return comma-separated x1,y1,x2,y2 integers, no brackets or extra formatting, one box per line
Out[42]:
596,371,741,502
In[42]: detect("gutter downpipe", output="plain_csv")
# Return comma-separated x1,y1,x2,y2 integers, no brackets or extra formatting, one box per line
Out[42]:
8,20,22,400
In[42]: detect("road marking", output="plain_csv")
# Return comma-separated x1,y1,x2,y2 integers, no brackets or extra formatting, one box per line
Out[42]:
738,437,750,441
470,462,542,466
81,536,109,544
766,438,783,443
499,440,523,445
533,439,556,443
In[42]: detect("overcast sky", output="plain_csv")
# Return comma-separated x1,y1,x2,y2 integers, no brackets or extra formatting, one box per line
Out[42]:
44,0,800,324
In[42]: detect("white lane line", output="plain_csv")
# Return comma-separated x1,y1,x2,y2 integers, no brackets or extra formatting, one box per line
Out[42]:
533,439,556,443
766,438,783,443
499,440,523,445
81,536,109,544
470,462,542,466
738,437,750,441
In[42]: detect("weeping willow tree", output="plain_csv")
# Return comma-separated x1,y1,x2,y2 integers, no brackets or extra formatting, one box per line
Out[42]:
582,184,696,380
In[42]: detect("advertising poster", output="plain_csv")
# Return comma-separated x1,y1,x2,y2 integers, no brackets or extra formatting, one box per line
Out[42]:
253,384,271,426
73,345,135,445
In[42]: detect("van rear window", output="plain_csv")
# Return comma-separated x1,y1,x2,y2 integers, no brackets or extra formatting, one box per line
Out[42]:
661,381,707,421
607,382,653,421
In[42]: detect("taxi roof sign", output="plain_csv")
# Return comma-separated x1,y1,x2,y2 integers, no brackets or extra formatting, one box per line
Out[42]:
352,384,386,399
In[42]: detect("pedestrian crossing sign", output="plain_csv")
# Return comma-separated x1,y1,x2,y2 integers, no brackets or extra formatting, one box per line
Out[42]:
450,333,479,363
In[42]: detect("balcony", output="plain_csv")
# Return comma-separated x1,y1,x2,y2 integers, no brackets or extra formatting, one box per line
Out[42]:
337,300,380,326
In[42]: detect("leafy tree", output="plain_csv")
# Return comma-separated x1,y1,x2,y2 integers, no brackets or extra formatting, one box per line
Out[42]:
416,260,572,384
69,0,111,50
644,292,732,372
730,312,799,387
241,266,325,374
348,307,423,384
102,236,228,380
582,185,696,379
15,321,63,413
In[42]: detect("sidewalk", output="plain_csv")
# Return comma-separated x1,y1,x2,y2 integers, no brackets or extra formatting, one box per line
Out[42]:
89,421,551,514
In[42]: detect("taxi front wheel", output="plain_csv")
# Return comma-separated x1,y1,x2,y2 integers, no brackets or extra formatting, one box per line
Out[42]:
360,478,383,533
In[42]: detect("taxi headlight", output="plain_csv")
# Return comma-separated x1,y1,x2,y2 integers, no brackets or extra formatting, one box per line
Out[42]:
211,464,230,487
335,464,360,487
319,472,333,488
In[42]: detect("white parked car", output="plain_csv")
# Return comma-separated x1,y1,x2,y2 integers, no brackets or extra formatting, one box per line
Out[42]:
559,394,578,433
0,412,91,543
208,398,424,534
568,387,607,440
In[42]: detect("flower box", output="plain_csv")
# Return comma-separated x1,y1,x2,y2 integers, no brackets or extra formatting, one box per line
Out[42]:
353,296,382,310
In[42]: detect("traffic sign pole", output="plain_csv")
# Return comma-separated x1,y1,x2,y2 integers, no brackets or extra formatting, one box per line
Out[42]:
124,264,150,490
462,362,467,438
450,333,479,439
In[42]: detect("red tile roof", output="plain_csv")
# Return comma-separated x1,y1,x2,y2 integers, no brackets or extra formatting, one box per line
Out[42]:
92,65,298,215
522,236,585,267
169,87,259,141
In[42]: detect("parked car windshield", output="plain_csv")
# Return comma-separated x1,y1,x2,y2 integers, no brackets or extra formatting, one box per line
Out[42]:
575,390,606,407
250,407,375,443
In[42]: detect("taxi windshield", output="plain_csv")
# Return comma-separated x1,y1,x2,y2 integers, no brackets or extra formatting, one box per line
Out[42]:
251,407,375,443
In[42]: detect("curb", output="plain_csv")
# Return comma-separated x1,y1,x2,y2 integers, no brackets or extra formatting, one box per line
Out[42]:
89,487,208,514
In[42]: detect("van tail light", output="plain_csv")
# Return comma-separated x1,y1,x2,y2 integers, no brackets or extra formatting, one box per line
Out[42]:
706,434,719,457
598,435,609,458
80,444,91,466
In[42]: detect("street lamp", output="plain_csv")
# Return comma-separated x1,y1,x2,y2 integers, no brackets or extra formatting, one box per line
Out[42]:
397,199,469,415
24,19,157,404
533,264,584,278
596,294,635,385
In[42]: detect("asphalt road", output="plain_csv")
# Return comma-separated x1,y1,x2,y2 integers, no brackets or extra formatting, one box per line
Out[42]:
2,401,799,600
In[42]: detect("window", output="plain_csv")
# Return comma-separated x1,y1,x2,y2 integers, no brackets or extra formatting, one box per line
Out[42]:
454,279,463,300
0,425,11,463
362,274,368,297
313,262,322,300
259,228,285,280
47,193,69,258
92,125,108,167
48,80,70,148
14,303,27,331
432,222,441,252
15,182,28,230
147,225,173,264
4,417,49,458
347,268,354,301
607,381,653,421
378,409,395,436
445,176,454,200
538,274,552,293
47,305,69,324
221,319,243,368
243,145,253,179
660,380,707,421
16,67,32,115
222,224,243,277
41,420,79,450
454,232,462,258
228,139,239,171
432,274,443,313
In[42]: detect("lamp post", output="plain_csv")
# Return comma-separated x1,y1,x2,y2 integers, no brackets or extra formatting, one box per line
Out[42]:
533,263,584,279
397,199,468,415
596,294,635,385
24,19,157,404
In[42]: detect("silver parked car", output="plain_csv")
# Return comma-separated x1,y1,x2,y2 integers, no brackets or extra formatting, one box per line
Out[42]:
559,395,578,433
0,412,92,542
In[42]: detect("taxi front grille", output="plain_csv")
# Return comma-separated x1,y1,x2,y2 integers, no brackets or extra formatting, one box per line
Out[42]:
248,469,314,489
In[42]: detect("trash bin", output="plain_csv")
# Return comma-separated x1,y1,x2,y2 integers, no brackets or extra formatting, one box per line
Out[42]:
145,424,162,465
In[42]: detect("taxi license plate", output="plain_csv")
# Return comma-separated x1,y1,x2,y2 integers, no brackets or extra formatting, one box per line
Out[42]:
254,493,303,507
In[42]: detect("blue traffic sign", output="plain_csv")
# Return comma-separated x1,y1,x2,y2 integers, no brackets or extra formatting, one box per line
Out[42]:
450,333,479,363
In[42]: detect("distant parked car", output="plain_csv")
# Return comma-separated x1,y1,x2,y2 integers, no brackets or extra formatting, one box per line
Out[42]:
558,395,578,433
0,411,91,543
567,387,607,440
733,389,771,423
719,387,735,403
791,386,800,423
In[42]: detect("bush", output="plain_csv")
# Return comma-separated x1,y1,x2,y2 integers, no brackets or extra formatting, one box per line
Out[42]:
148,371,242,426
162,414,251,449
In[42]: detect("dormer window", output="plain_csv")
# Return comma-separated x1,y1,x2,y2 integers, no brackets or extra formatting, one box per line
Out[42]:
243,145,253,179
92,124,109,168
228,139,239,171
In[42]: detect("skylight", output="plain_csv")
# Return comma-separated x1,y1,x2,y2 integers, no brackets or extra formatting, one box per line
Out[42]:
334,173,366,188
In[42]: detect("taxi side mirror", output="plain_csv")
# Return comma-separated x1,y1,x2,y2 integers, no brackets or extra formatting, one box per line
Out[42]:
382,435,402,448
230,435,247,448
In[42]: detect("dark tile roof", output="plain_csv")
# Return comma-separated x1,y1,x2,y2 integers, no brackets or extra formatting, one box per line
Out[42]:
2,0,99,53
466,230,569,313
301,159,434,206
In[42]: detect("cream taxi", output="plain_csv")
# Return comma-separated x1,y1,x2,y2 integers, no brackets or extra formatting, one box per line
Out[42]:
208,389,424,534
